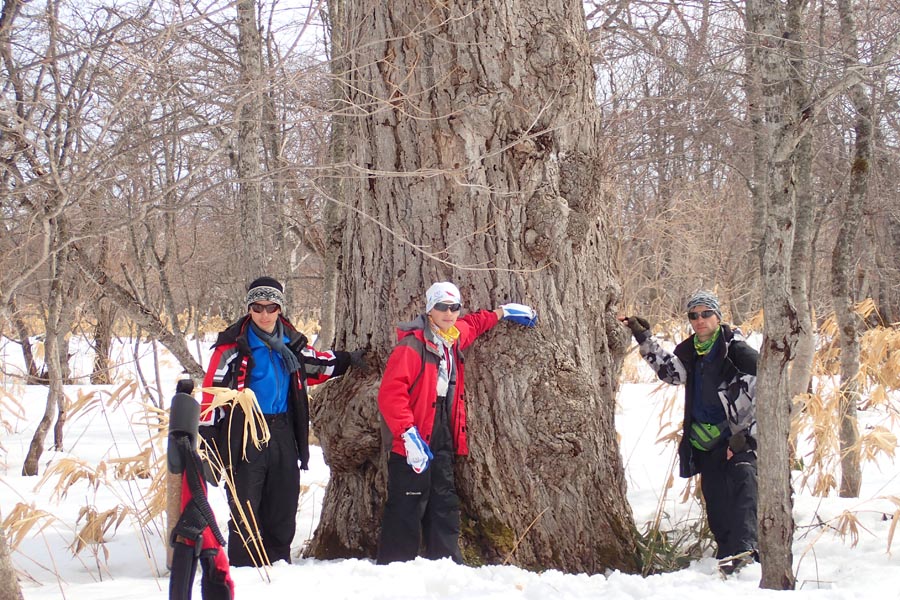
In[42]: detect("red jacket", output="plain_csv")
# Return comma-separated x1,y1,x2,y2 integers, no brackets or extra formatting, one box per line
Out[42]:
378,310,499,456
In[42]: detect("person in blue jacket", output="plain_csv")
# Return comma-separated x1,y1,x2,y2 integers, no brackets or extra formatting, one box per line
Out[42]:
200,276,364,567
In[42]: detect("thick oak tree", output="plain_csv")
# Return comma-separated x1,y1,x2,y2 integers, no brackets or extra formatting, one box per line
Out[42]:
307,0,638,573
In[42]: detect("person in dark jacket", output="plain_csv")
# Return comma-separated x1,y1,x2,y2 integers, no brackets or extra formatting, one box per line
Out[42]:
376,281,538,564
621,290,759,570
199,276,363,568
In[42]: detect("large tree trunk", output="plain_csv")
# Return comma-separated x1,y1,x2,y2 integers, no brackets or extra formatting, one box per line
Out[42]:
832,0,872,499
307,0,638,574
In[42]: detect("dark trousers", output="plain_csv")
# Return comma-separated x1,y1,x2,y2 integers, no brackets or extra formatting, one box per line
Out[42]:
226,416,300,567
695,445,758,559
376,450,463,564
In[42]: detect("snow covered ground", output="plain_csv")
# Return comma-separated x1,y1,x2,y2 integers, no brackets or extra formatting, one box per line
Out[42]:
0,335,897,599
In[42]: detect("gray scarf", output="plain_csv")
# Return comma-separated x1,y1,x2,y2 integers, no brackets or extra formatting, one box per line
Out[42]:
250,320,301,374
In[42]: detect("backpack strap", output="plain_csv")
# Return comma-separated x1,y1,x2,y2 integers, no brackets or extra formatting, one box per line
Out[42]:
380,335,437,453
397,335,429,395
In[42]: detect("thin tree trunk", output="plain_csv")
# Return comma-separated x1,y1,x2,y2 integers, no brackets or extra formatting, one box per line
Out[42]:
832,0,872,499
789,134,815,401
786,5,816,454
91,299,115,385
23,232,70,475
69,244,204,378
316,0,347,350
236,0,267,272
308,0,638,574
6,295,41,384
746,0,801,589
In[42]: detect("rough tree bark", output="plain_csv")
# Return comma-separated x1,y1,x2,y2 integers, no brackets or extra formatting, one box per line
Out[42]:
0,528,23,600
235,0,267,272
307,0,638,574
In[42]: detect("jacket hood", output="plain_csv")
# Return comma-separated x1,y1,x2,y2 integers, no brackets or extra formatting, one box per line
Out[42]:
396,314,427,338
396,314,446,354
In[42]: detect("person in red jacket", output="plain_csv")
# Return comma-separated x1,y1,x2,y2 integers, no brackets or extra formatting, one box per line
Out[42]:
376,281,538,564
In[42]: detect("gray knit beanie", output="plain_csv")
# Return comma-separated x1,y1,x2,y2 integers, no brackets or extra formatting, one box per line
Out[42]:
685,289,723,320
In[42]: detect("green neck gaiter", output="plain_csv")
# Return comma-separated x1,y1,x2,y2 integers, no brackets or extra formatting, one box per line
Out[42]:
693,325,721,356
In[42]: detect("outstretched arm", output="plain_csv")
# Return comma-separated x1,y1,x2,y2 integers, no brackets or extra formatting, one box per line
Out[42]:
619,316,688,386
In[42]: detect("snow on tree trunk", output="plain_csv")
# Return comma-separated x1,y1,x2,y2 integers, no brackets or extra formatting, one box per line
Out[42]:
306,0,638,573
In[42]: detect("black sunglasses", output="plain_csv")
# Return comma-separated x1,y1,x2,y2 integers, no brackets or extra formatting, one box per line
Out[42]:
433,302,461,312
688,310,717,320
250,303,280,314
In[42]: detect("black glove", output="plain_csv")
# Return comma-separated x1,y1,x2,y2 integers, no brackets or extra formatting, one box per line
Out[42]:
349,349,368,371
175,377,195,395
728,431,754,455
624,316,651,343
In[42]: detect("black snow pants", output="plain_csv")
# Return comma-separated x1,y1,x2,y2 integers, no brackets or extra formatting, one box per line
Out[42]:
377,395,463,564
226,414,300,567
695,444,758,559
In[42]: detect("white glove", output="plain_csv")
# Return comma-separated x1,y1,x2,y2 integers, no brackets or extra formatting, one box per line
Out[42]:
500,303,538,327
401,426,433,474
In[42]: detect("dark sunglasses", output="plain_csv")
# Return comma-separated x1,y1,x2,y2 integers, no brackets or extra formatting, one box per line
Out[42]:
688,310,717,320
250,303,280,314
432,302,461,312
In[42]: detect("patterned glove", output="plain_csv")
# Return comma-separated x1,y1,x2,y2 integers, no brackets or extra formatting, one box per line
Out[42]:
500,303,538,328
401,426,433,474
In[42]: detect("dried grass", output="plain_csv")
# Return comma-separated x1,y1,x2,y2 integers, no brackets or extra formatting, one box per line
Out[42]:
1,503,56,552
70,506,130,559
36,458,107,500
200,387,271,460
197,387,275,573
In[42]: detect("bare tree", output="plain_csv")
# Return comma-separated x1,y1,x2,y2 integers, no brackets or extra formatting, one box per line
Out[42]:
745,0,804,588
832,0,874,498
235,0,267,271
